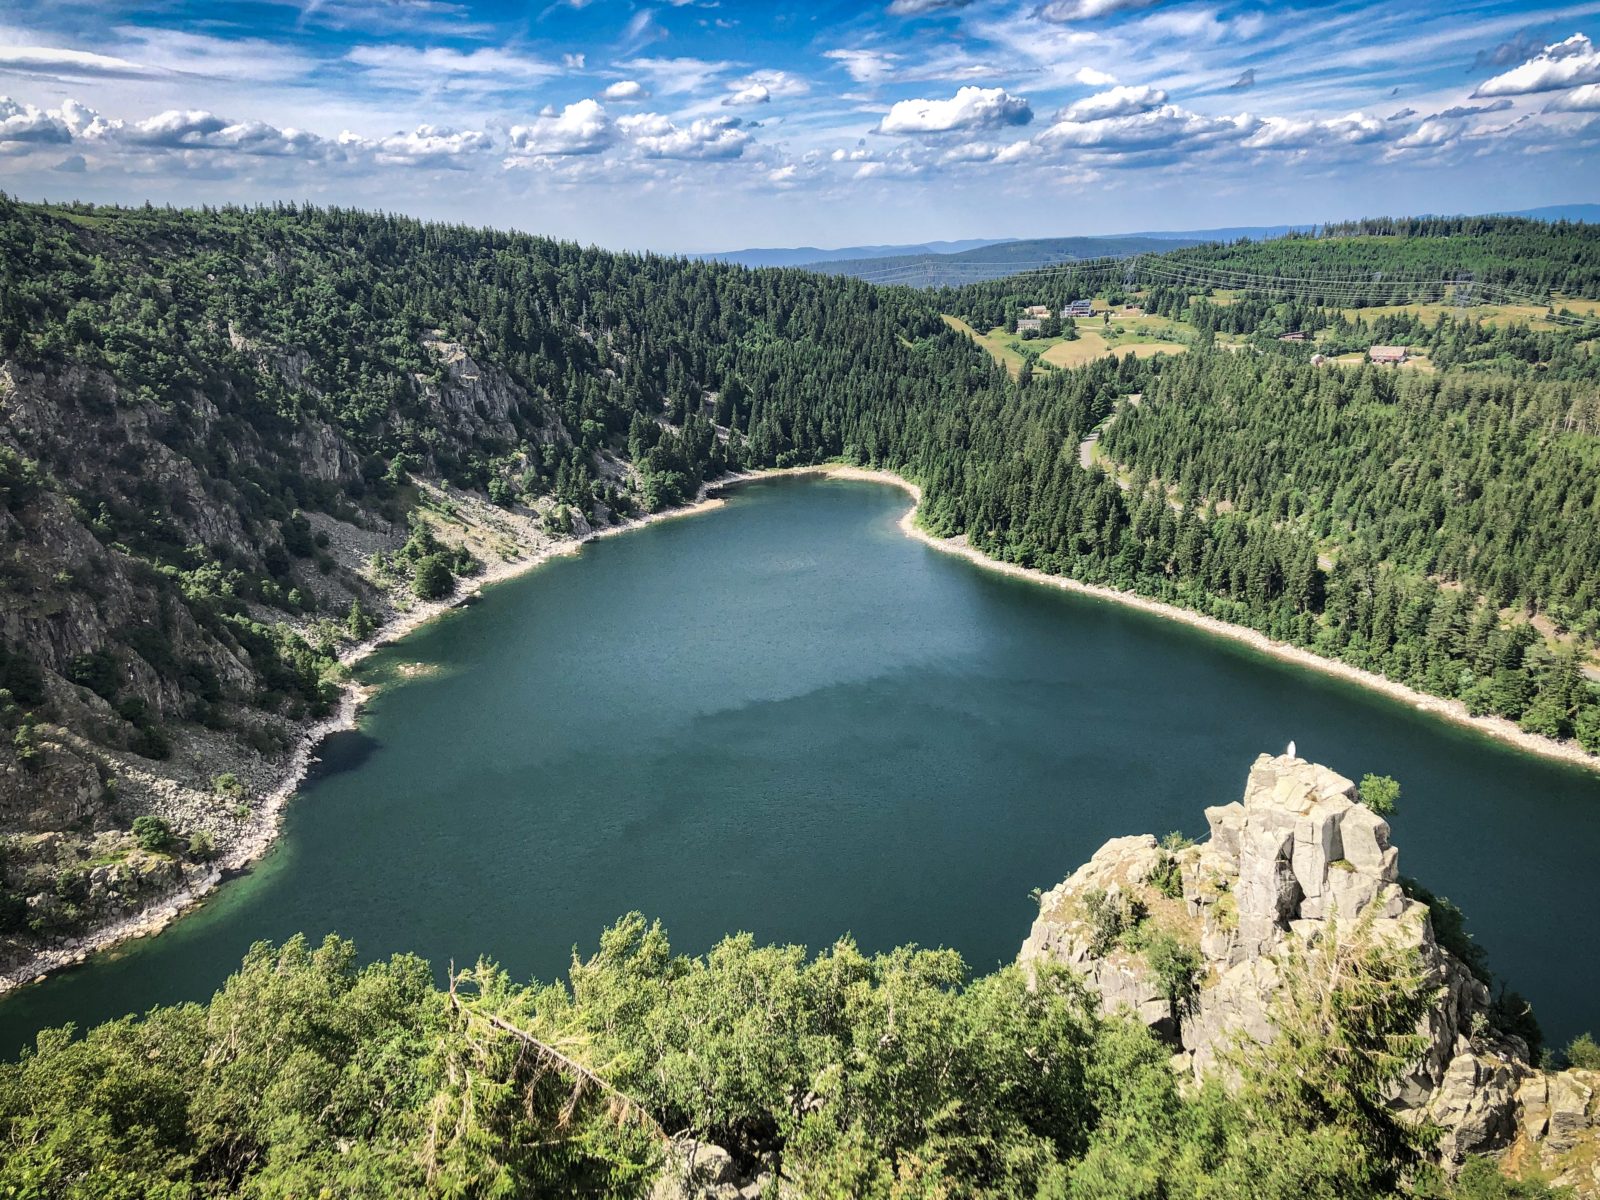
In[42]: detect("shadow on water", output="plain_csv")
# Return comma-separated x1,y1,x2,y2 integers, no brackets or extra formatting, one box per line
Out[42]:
305,729,383,781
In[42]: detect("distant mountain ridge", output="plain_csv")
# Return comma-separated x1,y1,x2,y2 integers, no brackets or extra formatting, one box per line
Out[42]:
699,239,1008,269
698,225,1317,275
702,205,1596,285
1499,203,1600,223
796,235,1209,287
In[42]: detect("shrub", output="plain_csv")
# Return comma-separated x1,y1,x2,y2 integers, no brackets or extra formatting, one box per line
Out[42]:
1145,930,1202,1012
130,723,171,760
1359,773,1400,817
1565,1032,1600,1070
132,815,176,853
1081,887,1144,956
411,553,454,601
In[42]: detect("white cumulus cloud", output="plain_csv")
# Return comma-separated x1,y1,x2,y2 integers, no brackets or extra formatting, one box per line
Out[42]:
601,80,649,102
114,108,327,157
877,85,1032,134
1394,118,1459,148
0,96,73,147
729,69,809,99
1545,83,1600,112
364,125,492,167
1038,103,1248,151
1473,33,1600,97
619,112,750,159
1242,111,1382,149
507,99,612,157
1063,84,1167,121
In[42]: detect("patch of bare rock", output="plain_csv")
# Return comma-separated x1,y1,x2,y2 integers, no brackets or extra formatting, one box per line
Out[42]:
1018,752,1600,1194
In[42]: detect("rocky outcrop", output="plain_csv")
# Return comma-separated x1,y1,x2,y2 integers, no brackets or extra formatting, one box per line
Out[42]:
1509,1070,1600,1194
1019,752,1539,1169
650,1138,779,1200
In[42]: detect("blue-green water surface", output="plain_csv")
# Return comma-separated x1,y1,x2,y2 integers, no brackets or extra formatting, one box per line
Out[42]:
3,476,1597,1053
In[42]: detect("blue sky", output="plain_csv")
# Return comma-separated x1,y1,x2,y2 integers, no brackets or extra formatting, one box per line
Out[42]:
0,0,1595,251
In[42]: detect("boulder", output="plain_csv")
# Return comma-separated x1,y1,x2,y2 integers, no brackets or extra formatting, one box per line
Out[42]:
651,1139,777,1200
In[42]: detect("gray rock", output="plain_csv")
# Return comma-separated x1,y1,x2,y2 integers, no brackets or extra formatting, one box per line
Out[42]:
651,1139,772,1200
1020,750,1533,1174
1547,1072,1596,1154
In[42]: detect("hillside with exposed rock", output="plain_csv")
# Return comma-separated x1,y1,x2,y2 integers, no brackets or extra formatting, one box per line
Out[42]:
1021,751,1599,1194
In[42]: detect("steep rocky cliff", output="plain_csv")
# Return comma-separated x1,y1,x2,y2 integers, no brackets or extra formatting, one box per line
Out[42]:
0,337,618,975
1020,752,1600,1193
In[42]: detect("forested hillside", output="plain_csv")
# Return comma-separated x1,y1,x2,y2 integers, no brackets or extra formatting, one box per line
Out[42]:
1,196,1598,970
1162,217,1600,300
940,216,1600,330
0,194,1007,959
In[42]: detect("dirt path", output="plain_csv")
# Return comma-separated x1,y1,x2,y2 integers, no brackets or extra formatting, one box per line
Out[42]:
1076,394,1139,481
1077,427,1102,471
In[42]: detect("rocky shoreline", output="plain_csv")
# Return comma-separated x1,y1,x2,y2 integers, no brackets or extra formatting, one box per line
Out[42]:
0,480,747,996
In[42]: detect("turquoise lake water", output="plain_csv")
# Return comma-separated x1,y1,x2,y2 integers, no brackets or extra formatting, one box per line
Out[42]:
2,475,1597,1054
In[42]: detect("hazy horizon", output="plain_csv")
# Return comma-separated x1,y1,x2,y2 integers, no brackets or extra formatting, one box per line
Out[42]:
1,0,1595,254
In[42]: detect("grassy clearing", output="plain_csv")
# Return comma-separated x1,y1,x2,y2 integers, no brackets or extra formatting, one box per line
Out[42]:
944,311,1188,376
1331,350,1437,373
941,314,1030,377
1178,284,1598,329
948,286,1590,380
1042,334,1187,368
1338,300,1600,328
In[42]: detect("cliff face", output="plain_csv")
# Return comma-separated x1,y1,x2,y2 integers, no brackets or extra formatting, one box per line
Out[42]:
1020,752,1600,1191
0,337,589,972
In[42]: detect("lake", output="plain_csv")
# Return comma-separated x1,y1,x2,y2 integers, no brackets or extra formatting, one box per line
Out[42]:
2,475,1597,1055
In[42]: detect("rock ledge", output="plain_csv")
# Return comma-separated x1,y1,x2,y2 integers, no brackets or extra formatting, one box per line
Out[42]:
1020,752,1596,1180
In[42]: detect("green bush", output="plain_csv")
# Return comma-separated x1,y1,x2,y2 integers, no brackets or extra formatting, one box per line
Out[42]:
1359,773,1400,817
1145,929,1202,1011
1081,887,1144,956
411,553,454,601
131,815,175,853
1566,1031,1600,1070
129,723,171,761
1148,854,1185,899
